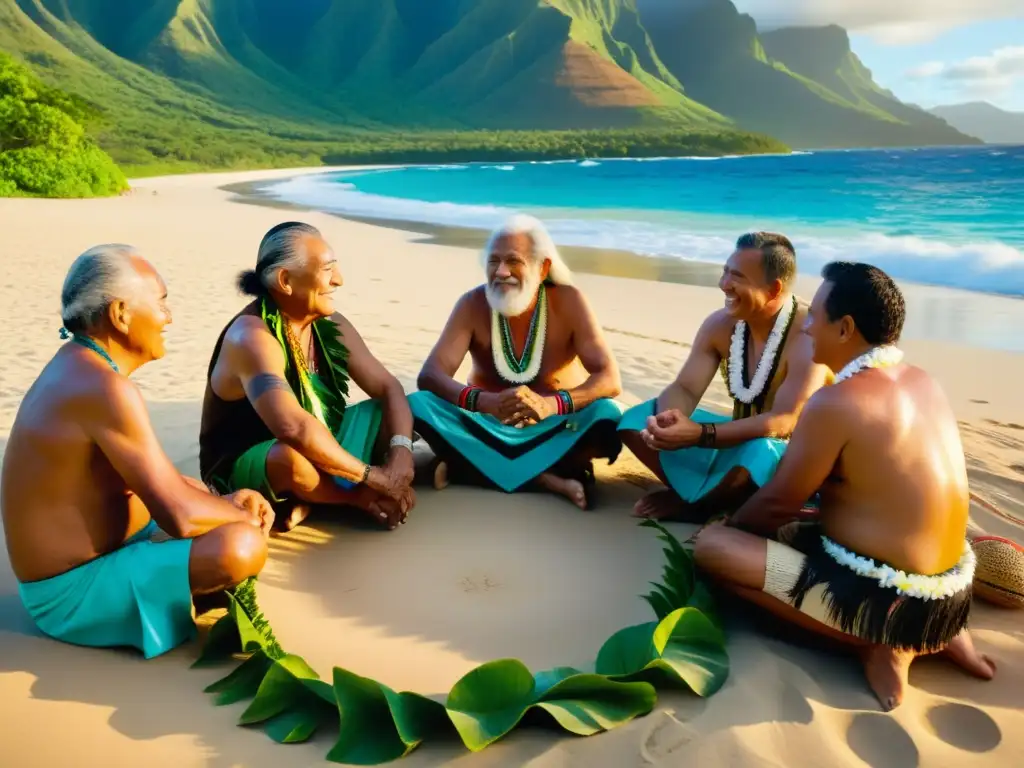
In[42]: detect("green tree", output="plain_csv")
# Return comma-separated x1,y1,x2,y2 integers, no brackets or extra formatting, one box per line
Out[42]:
0,52,127,198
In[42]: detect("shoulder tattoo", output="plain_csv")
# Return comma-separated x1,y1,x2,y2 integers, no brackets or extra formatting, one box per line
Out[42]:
246,373,290,401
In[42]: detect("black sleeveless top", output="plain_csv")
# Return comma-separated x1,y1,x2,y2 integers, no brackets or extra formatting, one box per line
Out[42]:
198,303,275,490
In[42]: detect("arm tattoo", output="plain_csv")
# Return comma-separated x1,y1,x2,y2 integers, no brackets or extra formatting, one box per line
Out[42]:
246,373,291,401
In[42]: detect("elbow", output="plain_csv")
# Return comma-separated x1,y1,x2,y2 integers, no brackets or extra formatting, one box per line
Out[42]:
601,368,623,400
416,366,437,395
273,416,306,447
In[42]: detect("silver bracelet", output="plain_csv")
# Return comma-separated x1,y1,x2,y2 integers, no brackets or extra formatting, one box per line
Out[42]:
389,435,414,452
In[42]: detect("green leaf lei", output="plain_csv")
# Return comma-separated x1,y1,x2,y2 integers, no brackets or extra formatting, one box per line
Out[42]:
260,296,351,434
196,520,730,762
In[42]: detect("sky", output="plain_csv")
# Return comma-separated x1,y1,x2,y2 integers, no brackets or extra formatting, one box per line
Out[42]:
731,0,1024,111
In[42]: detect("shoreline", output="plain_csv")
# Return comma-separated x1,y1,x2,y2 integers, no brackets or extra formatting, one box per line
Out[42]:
0,165,1021,768
221,172,1024,355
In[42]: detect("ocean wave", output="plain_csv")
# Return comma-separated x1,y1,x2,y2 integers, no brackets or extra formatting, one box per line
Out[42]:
263,174,1024,297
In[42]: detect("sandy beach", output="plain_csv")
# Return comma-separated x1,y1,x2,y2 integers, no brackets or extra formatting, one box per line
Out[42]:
0,167,1021,768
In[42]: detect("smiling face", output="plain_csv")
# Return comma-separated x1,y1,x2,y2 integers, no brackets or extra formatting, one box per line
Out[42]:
485,232,550,317
278,234,343,318
719,247,781,320
113,257,173,363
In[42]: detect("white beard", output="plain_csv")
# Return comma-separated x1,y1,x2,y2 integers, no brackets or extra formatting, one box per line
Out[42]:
485,269,541,318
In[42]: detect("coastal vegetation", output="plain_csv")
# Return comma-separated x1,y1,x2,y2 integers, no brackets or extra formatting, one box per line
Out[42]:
0,51,126,196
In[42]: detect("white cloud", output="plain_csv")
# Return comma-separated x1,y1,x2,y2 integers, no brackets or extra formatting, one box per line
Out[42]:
732,1,1024,43
906,47,1024,101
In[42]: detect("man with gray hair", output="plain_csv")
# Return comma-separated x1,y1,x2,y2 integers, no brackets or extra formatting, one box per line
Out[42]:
2,245,274,659
411,214,624,509
199,221,416,532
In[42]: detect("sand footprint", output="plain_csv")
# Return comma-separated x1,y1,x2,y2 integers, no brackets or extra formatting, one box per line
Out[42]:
924,702,1001,753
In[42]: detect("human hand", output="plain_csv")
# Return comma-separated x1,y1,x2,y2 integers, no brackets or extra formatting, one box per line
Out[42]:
356,486,414,530
502,386,556,426
641,409,701,451
383,444,415,489
226,488,275,538
365,465,417,513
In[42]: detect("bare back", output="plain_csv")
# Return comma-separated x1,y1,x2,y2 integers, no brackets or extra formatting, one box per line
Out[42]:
820,364,970,575
1,348,151,583
463,285,590,393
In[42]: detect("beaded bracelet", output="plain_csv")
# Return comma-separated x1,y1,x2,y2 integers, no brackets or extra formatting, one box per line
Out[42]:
458,385,482,412
555,389,575,415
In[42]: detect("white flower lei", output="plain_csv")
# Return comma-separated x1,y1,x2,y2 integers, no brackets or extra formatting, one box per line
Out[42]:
832,345,905,384
728,295,796,405
821,537,976,601
490,291,547,385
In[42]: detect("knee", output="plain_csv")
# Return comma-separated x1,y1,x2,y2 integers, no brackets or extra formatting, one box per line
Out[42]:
693,524,732,574
214,523,268,585
267,444,320,495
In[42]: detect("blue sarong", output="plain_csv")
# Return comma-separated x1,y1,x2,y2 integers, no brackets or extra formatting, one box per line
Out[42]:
409,391,625,492
18,520,195,659
618,399,787,502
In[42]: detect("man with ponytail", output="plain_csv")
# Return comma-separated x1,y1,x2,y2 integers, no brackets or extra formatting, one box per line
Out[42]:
199,222,416,532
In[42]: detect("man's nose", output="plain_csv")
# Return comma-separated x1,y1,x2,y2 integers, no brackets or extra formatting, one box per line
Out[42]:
494,261,512,278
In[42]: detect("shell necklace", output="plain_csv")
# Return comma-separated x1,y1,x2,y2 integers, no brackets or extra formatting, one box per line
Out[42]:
491,284,547,385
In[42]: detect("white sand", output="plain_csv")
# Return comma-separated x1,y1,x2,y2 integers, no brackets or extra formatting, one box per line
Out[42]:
0,168,1021,767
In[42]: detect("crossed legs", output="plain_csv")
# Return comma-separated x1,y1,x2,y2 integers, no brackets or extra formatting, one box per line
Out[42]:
620,430,757,522
692,525,996,710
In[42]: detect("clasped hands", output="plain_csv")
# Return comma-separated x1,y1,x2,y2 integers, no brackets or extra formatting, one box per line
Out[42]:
365,444,416,514
479,386,556,428
640,408,703,451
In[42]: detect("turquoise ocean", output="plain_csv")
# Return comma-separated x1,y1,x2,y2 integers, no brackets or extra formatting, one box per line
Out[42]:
263,145,1024,349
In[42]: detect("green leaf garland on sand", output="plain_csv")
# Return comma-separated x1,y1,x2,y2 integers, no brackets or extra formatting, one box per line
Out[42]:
193,521,729,763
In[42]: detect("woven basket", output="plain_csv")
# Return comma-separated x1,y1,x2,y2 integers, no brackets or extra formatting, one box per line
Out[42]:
972,536,1024,610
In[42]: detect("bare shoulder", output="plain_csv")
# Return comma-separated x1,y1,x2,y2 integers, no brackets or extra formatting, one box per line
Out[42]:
222,313,276,352
800,383,852,425
451,285,490,323
698,308,736,353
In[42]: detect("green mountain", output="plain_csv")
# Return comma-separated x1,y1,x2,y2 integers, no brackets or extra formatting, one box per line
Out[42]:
634,1,977,148
0,0,978,176
929,102,1024,145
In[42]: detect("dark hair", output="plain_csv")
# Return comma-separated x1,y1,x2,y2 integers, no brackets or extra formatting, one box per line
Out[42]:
237,221,322,296
736,231,797,287
821,261,906,346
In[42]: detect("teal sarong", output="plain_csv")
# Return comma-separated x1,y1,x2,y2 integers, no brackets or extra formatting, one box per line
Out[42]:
618,399,787,502
18,521,194,659
409,391,625,492
226,398,383,501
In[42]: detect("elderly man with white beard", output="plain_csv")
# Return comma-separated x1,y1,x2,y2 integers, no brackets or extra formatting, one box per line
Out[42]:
410,215,624,509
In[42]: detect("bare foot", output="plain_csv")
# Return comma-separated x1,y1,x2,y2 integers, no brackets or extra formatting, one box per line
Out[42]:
631,488,697,521
433,460,449,491
861,645,913,711
273,503,312,533
538,473,588,510
942,631,996,679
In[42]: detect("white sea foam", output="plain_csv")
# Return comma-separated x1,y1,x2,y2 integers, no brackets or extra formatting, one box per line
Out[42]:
263,173,1024,297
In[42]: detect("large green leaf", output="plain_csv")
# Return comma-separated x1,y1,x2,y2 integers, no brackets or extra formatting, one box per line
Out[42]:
445,659,538,751
203,650,274,706
240,655,325,725
593,622,658,677
651,608,729,697
534,674,657,735
327,667,449,765
192,610,243,667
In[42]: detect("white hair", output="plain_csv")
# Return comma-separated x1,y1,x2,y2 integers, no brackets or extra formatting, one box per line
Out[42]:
60,244,145,334
481,214,573,287
238,221,322,296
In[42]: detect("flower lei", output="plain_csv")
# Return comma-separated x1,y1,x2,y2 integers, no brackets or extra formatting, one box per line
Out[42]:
832,345,905,384
491,284,547,384
821,537,976,600
727,295,797,405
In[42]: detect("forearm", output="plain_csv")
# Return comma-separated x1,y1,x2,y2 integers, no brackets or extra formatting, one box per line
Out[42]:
705,410,796,448
656,381,700,418
728,494,797,538
558,368,620,411
279,414,368,483
167,487,251,538
380,378,414,440
417,365,469,406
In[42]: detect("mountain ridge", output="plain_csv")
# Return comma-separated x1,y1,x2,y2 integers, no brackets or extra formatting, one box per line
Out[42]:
928,102,1024,146
0,0,980,173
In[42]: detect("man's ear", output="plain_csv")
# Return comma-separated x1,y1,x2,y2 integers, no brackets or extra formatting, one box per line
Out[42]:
837,315,856,342
274,268,294,296
539,258,552,282
107,299,131,335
